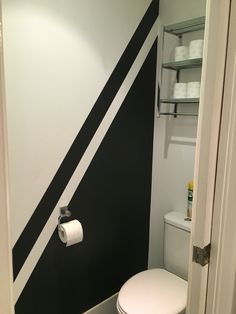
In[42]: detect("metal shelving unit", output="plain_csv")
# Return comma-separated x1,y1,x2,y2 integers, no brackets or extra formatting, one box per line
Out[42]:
157,17,205,117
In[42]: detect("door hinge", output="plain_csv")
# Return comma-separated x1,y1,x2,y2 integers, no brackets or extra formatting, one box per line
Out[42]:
193,244,211,266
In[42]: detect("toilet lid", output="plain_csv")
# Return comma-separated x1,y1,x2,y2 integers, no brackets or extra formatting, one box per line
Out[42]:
117,269,187,314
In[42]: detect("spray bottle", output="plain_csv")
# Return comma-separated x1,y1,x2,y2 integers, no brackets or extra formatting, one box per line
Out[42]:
187,180,193,219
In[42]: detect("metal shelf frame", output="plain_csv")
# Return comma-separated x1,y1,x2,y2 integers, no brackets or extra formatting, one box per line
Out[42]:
162,58,202,71
157,16,205,118
159,112,198,117
160,98,199,104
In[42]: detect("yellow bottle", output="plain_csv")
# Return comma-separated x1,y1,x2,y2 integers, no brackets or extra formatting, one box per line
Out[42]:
187,181,193,219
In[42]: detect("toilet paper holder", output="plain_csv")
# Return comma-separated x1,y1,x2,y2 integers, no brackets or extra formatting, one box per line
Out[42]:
58,206,71,226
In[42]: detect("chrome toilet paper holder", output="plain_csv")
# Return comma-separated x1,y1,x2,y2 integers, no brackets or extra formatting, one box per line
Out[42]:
58,206,71,226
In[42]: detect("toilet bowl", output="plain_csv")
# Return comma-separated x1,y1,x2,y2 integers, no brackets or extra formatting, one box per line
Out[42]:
117,211,191,314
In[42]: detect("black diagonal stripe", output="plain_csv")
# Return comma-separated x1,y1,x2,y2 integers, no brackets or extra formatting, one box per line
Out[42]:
13,0,159,280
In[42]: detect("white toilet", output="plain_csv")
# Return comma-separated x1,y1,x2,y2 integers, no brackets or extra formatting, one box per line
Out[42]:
117,211,191,314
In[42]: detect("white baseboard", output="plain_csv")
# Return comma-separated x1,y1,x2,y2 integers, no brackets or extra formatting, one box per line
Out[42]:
84,293,118,314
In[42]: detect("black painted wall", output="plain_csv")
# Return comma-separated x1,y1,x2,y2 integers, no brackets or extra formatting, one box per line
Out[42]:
13,1,159,313
15,39,157,314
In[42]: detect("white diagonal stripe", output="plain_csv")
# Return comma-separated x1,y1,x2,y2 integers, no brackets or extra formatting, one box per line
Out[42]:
14,18,158,304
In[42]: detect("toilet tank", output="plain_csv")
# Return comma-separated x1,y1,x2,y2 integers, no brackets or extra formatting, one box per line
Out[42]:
164,211,191,281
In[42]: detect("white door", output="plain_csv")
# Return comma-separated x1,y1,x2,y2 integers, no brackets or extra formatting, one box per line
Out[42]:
0,14,14,314
187,0,231,313
205,0,236,312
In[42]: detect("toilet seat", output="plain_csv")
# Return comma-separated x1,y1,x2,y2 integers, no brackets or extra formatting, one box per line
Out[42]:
117,301,127,314
117,268,187,314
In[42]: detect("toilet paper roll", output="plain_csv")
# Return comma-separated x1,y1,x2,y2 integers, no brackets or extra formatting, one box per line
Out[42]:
58,220,83,247
174,46,189,61
173,83,187,99
189,39,204,59
186,81,201,98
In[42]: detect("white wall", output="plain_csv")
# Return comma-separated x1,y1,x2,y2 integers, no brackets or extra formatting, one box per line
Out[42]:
2,0,151,247
149,0,206,268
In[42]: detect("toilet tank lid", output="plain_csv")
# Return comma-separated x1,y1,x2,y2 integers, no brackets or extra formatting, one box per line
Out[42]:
164,211,191,232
